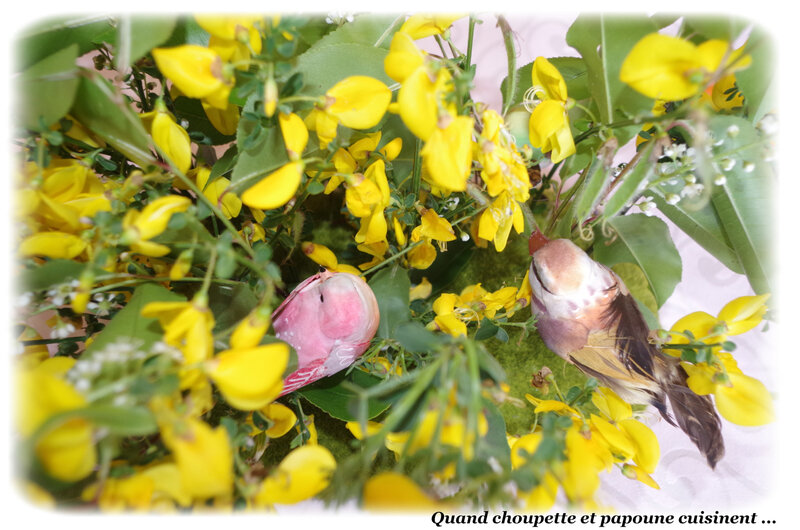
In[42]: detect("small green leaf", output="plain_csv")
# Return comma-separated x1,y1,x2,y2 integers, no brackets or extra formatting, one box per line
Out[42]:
593,214,681,308
475,318,500,341
229,118,288,193
394,321,444,353
17,45,80,131
305,14,400,50
298,369,392,421
115,15,177,69
368,266,411,339
84,283,184,357
295,42,392,97
16,15,114,71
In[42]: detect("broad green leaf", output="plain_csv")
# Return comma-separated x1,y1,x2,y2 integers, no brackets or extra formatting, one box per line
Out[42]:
70,70,157,168
295,42,392,97
736,26,776,123
650,187,743,275
566,15,657,123
298,369,392,421
305,14,400,50
593,214,681,307
17,45,80,131
84,283,184,357
115,16,177,69
603,140,656,218
611,262,660,328
708,116,773,294
368,266,411,339
229,117,288,193
209,144,238,181
15,15,114,71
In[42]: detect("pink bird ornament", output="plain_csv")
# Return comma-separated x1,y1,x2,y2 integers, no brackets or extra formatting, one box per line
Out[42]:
272,269,380,395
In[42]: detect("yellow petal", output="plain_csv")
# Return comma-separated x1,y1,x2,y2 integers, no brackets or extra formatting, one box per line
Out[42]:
522,471,559,511
592,387,632,422
620,33,705,100
380,137,403,161
618,419,660,474
622,464,660,489
590,414,635,460
355,208,388,245
715,372,774,426
363,472,438,510
203,102,239,135
528,100,575,163
301,241,339,270
151,112,192,174
682,362,717,396
230,308,270,349
531,56,568,102
20,232,86,259
259,403,297,438
279,112,309,160
131,195,192,241
384,31,426,83
510,432,543,469
152,45,225,99
409,277,433,301
717,294,770,335
345,420,383,440
36,419,97,482
256,445,336,505
421,115,474,192
241,161,303,210
399,14,463,40
205,343,289,410
418,207,456,242
398,67,448,141
326,76,391,130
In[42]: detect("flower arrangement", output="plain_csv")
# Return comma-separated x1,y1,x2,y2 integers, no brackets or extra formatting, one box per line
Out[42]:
13,12,775,512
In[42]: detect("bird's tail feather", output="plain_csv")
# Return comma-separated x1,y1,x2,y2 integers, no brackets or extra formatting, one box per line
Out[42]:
663,367,725,468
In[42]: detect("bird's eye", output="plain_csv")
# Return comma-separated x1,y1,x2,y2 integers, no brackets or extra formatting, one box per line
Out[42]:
319,293,324,303
318,266,326,273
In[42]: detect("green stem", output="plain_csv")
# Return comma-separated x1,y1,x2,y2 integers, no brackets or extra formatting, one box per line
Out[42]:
497,15,517,116
411,137,423,198
465,16,477,68
374,16,405,47
360,240,425,278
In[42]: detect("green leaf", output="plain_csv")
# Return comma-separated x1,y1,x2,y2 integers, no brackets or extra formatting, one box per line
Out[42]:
650,186,743,275
298,369,392,421
207,283,259,333
15,15,114,71
295,42,392,97
73,405,158,436
573,156,609,222
611,262,660,328
115,16,177,69
475,318,500,341
603,140,656,218
229,118,287,193
736,26,776,123
682,15,749,42
368,266,411,339
306,14,400,50
22,260,100,291
209,145,238,181
708,116,773,294
84,283,184,357
17,45,80,131
566,15,657,123
593,214,681,307
70,69,157,168
394,321,444,353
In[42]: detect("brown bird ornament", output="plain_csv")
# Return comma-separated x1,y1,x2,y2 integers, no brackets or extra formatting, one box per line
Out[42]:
528,235,724,468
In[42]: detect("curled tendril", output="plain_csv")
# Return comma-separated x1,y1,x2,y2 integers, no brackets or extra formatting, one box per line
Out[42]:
522,86,546,113
578,223,594,243
600,218,618,242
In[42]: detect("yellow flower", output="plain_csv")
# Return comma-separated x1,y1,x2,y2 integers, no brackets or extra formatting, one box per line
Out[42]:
16,358,96,482
152,45,234,109
241,112,309,211
418,207,456,242
195,15,263,65
407,228,438,269
141,107,192,174
20,231,87,259
249,403,297,438
324,76,391,130
421,115,474,193
409,277,433,301
304,108,339,149
398,65,456,142
709,74,744,111
121,195,192,257
205,343,288,410
399,14,464,40
140,297,215,377
192,166,242,219
510,433,559,511
620,33,751,101
230,306,271,349
528,57,575,163
254,445,336,505
363,472,438,511
477,191,524,252
428,293,467,337
158,415,233,500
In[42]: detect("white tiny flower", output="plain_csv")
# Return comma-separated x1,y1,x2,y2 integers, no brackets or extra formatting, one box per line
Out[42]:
460,232,470,242
684,174,696,184
685,147,696,159
714,174,727,186
75,378,91,392
16,292,33,307
112,395,129,406
665,193,681,205
720,158,736,171
681,183,705,198
757,114,778,135
742,161,756,173
726,124,740,138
